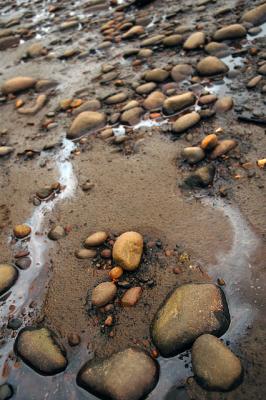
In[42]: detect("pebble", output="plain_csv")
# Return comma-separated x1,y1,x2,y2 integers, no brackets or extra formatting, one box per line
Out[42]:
101,248,112,258
48,225,65,241
210,139,237,159
140,34,165,47
196,56,229,76
0,384,13,400
68,111,106,139
144,68,169,82
143,91,165,110
17,93,47,115
122,25,144,39
120,107,144,125
200,133,218,150
105,92,128,104
171,64,193,82
151,283,230,357
13,224,31,239
246,75,262,88
242,4,266,26
91,282,117,307
0,146,13,157
72,99,101,115
1,76,37,94
15,327,67,375
181,146,205,164
0,264,18,296
214,96,234,112
77,348,159,400
68,333,81,346
75,249,97,259
183,31,205,50
15,257,31,270
60,20,79,30
135,82,157,95
163,92,196,114
36,186,53,199
26,42,46,58
192,334,243,391
183,165,216,188
122,100,139,111
0,36,19,50
173,111,200,134
213,24,246,41
121,287,142,306
204,41,231,57
163,34,183,47
109,266,123,280
258,64,266,76
198,94,217,105
85,231,108,247
137,48,153,58
7,318,22,330
112,231,143,271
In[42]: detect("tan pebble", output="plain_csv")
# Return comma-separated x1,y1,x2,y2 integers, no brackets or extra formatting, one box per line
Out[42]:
112,231,143,271
121,287,142,306
85,231,108,247
13,224,31,239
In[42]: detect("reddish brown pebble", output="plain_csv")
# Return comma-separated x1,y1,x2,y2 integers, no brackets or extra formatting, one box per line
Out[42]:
101,249,112,258
104,315,113,326
173,267,182,274
68,333,81,346
121,287,142,306
151,349,159,358
217,278,225,286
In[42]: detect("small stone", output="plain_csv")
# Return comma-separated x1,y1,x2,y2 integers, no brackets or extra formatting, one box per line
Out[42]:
246,75,262,88
196,56,229,76
122,100,139,112
77,348,159,400
210,139,237,159
68,333,81,346
171,64,193,82
112,231,143,271
36,186,53,199
121,287,142,306
0,36,19,50
48,225,65,241
13,224,31,239
163,34,183,47
0,383,13,400
84,231,108,247
192,334,243,391
198,94,217,105
120,107,144,125
213,24,246,41
183,165,216,188
105,92,128,105
7,318,22,330
163,92,196,115
122,25,145,39
242,4,266,26
68,112,106,139
140,34,165,47
214,96,234,112
101,248,112,258
72,99,101,115
143,91,165,110
60,20,79,30
173,112,200,133
109,266,123,280
1,77,36,94
181,147,205,164
151,283,230,357
75,248,97,259
137,48,153,58
144,68,169,83
136,82,157,95
0,146,13,157
217,278,225,286
92,282,117,307
26,42,46,58
15,327,67,375
200,133,218,150
104,315,113,326
183,32,205,50
205,42,230,57
15,257,31,270
0,264,18,296
258,64,266,76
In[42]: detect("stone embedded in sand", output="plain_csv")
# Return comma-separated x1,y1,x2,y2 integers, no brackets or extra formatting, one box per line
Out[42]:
210,139,237,159
151,283,230,357
121,287,142,306
112,231,143,271
192,334,243,391
204,41,231,57
75,249,97,259
122,100,139,111
181,147,205,164
17,93,47,115
173,111,200,134
15,257,31,270
213,24,246,41
198,94,217,105
162,34,183,47
183,32,205,50
135,82,157,95
60,20,79,30
0,36,19,50
77,348,159,400
143,91,165,110
84,231,108,247
92,282,117,307
214,96,234,112
137,48,153,58
120,107,144,125
14,327,67,375
196,56,229,76
183,165,216,188
200,133,218,150
242,4,266,26
105,92,128,105
163,92,196,115
48,225,65,241
171,64,193,82
26,42,46,58
68,111,106,139
144,68,169,83
13,224,31,239
0,383,13,400
140,34,165,47
72,99,101,115
0,264,18,296
122,25,145,39
1,77,37,94
0,146,13,157
247,75,262,88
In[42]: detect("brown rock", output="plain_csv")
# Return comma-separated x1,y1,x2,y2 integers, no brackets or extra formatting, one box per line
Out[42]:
84,231,108,247
143,91,165,110
163,92,196,114
214,96,234,112
75,249,97,259
68,111,106,139
173,111,200,133
213,24,246,41
113,231,143,271
120,107,144,125
210,139,237,159
121,287,142,306
105,92,128,105
183,32,205,50
0,264,18,296
144,68,169,82
163,34,183,47
1,77,37,94
92,282,117,307
200,133,218,150
196,56,229,76
242,4,266,26
171,64,193,82
122,25,145,39
13,224,31,239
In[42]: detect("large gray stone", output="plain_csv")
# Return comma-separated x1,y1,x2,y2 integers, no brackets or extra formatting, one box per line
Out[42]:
77,348,159,400
151,283,230,357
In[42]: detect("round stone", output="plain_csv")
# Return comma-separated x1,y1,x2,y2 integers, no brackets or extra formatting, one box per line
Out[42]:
0,264,18,296
91,282,117,307
112,231,143,271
